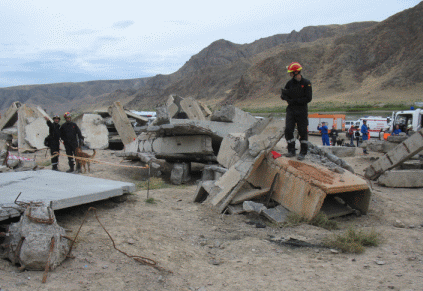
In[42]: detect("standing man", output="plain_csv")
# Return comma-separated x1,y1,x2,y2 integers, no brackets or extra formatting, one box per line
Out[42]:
44,115,61,171
329,125,339,146
317,122,330,146
360,120,369,154
60,112,84,172
280,62,312,160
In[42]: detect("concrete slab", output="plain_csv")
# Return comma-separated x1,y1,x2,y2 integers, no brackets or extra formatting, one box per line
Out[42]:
378,170,423,188
0,170,136,222
108,101,137,145
0,101,21,131
24,117,49,150
180,97,207,120
78,114,109,149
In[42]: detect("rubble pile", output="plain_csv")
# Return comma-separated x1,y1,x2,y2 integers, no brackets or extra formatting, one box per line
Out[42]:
0,202,70,271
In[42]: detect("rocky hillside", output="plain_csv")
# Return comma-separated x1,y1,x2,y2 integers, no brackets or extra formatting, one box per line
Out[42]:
1,2,422,114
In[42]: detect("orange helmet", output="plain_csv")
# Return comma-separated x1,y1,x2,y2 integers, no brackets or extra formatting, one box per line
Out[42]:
64,112,71,118
287,62,302,73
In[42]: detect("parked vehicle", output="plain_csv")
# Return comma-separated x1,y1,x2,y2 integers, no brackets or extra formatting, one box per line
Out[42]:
356,116,391,138
345,120,360,131
308,113,345,134
389,107,422,133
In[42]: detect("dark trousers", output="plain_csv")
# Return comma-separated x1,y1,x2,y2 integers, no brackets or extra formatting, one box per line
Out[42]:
64,144,77,168
49,145,60,167
285,107,308,154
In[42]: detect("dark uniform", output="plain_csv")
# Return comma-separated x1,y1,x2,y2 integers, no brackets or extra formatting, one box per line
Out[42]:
281,77,312,156
60,121,83,172
46,120,61,170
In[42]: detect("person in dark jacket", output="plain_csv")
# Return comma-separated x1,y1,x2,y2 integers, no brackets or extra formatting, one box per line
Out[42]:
44,115,61,170
329,125,339,146
280,62,312,160
317,122,330,146
60,112,84,172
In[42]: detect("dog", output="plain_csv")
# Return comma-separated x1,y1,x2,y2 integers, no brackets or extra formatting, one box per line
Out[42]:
336,139,344,146
75,147,96,173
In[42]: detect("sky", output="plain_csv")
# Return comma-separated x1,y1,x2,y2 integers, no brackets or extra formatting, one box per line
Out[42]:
0,0,421,88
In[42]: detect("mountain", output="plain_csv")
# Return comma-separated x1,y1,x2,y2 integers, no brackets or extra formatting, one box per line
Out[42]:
0,2,422,114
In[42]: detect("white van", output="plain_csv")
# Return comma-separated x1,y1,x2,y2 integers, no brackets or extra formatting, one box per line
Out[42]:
357,116,391,138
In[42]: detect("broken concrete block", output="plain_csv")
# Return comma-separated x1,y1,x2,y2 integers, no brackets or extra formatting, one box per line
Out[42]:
262,205,290,224
17,104,40,152
243,201,267,214
152,105,170,125
365,129,423,180
398,160,423,169
193,180,220,203
24,117,49,150
211,105,257,125
226,204,245,215
124,138,139,153
151,135,213,155
7,158,20,169
78,114,109,149
197,100,212,119
319,146,357,157
0,101,21,131
248,119,285,157
217,133,248,168
19,160,38,171
108,101,137,145
230,187,270,205
387,135,408,143
170,163,191,185
378,170,423,188
180,97,207,120
202,165,228,181
2,203,70,271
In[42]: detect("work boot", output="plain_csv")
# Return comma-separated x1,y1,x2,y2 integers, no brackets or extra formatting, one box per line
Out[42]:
297,153,305,161
284,152,296,158
52,164,58,171
66,166,74,173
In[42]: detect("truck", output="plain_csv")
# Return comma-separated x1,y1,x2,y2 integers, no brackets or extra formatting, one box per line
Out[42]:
389,107,423,133
308,113,345,134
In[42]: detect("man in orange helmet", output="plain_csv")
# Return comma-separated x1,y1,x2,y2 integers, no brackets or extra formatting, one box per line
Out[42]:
281,62,312,160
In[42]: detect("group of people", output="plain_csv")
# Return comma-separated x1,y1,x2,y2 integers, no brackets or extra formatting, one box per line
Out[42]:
316,122,339,146
45,112,84,172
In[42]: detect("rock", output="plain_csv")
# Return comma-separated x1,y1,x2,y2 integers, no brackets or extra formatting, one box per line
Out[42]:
393,219,406,228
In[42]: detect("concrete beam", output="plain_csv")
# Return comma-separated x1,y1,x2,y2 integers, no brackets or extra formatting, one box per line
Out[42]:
378,170,423,188
364,128,423,180
108,101,137,145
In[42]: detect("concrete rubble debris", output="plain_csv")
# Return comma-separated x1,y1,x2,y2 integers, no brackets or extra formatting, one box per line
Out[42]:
364,128,423,180
211,105,257,124
0,170,135,222
243,201,267,214
207,118,286,213
245,154,371,219
17,105,50,152
170,162,191,185
318,146,356,157
75,114,109,149
108,101,137,146
0,101,21,131
166,95,209,120
378,170,423,187
201,165,228,181
262,205,290,224
1,203,70,271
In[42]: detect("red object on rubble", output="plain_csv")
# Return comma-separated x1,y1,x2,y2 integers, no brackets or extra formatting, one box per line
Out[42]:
271,151,282,159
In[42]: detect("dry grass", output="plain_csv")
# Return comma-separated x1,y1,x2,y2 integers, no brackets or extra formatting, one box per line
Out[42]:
325,227,381,253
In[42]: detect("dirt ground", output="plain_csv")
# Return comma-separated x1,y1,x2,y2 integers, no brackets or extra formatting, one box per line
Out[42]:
1,135,423,291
